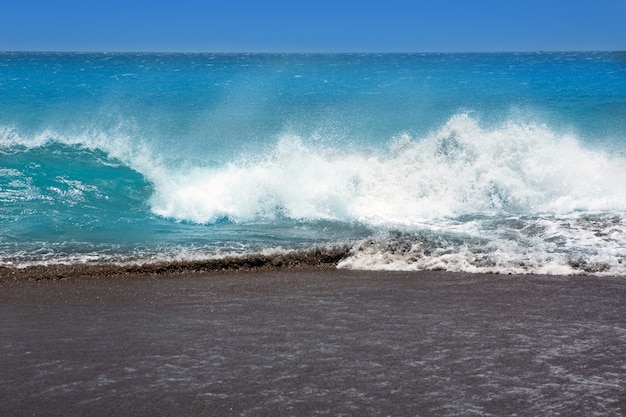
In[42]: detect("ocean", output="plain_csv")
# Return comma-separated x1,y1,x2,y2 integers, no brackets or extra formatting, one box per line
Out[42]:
1,51,626,275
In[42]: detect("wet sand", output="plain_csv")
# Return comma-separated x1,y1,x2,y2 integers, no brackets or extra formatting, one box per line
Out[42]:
1,269,625,416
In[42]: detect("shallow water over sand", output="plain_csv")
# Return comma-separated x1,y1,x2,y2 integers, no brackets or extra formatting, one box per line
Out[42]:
1,270,624,416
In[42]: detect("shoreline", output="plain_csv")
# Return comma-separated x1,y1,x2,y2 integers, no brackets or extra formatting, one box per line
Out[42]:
0,246,350,284
2,244,625,284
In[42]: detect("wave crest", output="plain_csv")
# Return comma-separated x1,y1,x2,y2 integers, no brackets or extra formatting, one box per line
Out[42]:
151,114,626,225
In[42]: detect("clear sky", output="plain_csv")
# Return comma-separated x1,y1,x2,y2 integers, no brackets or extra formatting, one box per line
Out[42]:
1,0,624,52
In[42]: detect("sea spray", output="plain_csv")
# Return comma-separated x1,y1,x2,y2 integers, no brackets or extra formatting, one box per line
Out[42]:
151,114,626,224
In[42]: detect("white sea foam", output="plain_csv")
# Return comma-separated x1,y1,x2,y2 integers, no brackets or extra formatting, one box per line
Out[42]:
337,213,626,275
150,114,626,225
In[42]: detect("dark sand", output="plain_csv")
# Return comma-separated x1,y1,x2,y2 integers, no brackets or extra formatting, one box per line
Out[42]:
1,269,625,416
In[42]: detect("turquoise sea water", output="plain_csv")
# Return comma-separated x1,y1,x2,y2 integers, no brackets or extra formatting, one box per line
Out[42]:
1,52,626,274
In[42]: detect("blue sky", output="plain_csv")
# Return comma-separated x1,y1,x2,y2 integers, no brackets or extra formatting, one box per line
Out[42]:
1,0,624,52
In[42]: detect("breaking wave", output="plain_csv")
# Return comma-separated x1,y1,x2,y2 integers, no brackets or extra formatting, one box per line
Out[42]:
150,113,626,224
2,113,626,275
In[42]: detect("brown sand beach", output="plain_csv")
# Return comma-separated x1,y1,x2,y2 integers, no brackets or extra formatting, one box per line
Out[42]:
1,265,625,416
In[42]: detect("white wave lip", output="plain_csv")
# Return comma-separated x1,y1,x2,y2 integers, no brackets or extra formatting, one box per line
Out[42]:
150,114,626,224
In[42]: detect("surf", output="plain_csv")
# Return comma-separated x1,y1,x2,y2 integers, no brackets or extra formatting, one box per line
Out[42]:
149,113,626,225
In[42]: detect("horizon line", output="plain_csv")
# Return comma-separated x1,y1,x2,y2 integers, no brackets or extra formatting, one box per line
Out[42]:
1,48,624,55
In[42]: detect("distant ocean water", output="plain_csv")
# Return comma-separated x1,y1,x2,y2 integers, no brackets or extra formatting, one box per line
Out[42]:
1,51,626,275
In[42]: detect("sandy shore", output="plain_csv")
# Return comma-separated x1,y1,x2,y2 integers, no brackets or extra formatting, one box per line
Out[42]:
1,269,625,416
